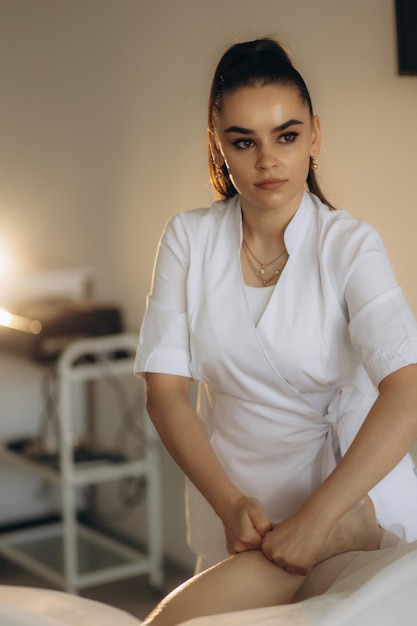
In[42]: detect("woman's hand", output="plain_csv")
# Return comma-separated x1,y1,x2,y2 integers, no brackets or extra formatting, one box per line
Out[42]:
222,496,272,555
261,510,329,575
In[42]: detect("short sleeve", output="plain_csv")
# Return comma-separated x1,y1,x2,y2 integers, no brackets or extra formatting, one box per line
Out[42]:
339,222,417,387
135,214,192,378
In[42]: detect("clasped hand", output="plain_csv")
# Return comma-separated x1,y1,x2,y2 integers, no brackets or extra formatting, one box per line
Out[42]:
261,513,329,575
223,497,328,576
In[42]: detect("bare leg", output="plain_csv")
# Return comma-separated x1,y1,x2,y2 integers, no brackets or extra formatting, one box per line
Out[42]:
143,496,384,626
142,550,305,626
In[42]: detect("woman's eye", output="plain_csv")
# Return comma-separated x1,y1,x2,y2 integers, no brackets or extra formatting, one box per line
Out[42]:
232,138,254,150
278,132,299,144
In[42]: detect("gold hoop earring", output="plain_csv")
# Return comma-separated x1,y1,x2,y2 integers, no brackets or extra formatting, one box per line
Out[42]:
311,154,318,170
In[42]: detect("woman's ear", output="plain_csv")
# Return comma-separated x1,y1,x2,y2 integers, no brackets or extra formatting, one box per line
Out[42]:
208,128,225,167
310,115,321,157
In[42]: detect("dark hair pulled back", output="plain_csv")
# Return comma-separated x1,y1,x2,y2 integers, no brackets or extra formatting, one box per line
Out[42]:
208,38,335,209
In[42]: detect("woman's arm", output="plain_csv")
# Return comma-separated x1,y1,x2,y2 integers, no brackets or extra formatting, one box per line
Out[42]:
262,363,417,574
145,372,272,554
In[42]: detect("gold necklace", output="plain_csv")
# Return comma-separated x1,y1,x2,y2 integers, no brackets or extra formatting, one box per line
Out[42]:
242,239,288,286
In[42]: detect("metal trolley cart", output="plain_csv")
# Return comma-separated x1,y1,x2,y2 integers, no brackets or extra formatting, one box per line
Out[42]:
0,333,163,594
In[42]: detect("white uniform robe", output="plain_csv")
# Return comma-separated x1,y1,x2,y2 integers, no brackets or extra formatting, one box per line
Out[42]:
137,192,417,566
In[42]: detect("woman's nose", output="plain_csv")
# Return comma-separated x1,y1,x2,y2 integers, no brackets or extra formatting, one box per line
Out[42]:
256,144,278,170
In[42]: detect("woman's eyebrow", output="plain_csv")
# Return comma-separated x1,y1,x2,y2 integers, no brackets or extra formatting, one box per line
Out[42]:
224,119,304,134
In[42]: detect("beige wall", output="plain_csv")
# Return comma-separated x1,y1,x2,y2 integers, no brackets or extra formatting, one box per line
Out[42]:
1,0,416,569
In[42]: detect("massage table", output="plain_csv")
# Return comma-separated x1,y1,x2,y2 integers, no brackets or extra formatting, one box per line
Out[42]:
1,540,416,625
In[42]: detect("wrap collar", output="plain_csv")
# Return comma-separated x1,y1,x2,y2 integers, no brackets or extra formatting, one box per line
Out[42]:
234,190,314,256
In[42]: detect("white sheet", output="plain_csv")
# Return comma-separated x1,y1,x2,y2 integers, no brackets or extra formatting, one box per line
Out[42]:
0,585,140,626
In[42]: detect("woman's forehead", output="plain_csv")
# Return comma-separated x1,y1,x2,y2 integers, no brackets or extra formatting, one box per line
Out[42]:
215,84,310,128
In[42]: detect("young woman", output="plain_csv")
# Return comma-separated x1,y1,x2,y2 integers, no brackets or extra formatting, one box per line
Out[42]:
136,37,417,583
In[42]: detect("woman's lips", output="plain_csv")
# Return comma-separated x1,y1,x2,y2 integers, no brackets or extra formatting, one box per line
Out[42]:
255,179,286,191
